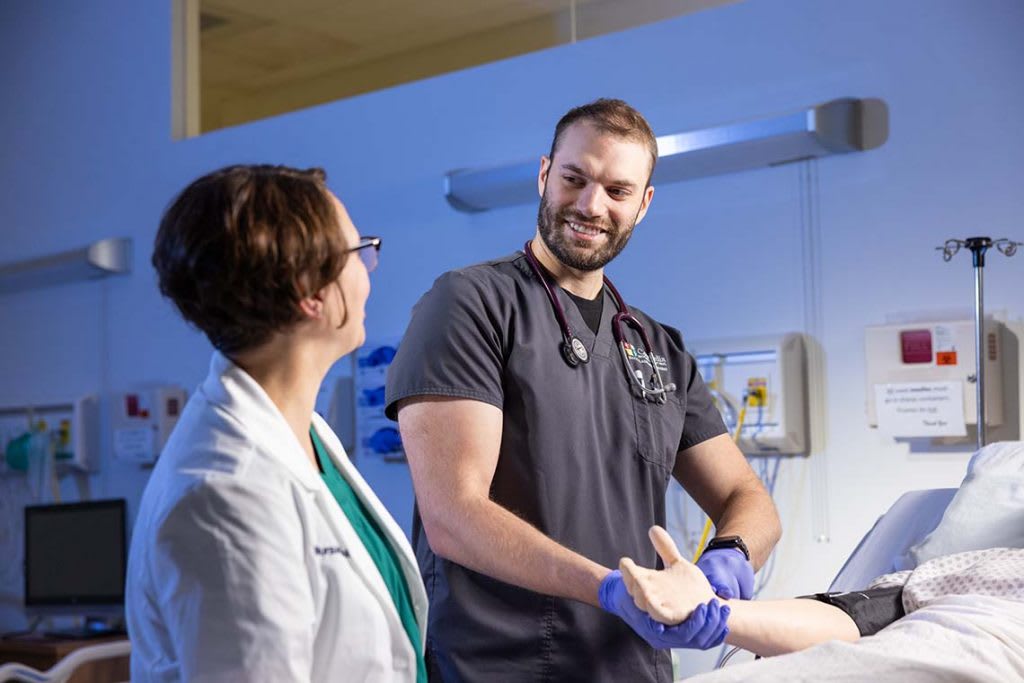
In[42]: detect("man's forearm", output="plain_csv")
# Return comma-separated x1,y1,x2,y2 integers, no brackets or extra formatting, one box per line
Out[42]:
674,434,782,570
723,598,859,657
424,495,609,607
713,487,781,570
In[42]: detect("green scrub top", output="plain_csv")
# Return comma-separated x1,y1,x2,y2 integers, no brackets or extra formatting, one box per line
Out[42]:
311,429,426,683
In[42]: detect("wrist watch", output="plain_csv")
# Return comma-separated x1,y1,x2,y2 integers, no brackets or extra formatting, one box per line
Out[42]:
705,535,750,561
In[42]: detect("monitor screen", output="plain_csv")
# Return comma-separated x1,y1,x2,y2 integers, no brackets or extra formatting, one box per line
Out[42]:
24,499,126,608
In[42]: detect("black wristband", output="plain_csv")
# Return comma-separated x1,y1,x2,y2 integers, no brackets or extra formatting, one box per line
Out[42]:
705,535,750,561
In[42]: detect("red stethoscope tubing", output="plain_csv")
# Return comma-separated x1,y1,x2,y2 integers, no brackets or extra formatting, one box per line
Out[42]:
522,240,675,400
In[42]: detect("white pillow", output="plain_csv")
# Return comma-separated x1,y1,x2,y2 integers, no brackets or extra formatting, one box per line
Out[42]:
908,440,1024,565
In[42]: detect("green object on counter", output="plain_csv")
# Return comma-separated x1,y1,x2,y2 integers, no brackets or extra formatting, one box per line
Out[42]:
5,433,31,471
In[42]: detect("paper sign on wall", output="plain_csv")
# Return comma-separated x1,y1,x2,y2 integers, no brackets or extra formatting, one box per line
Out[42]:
113,426,156,462
873,381,967,437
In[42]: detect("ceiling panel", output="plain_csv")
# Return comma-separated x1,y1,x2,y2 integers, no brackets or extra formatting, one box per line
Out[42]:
206,23,358,71
198,0,737,132
201,47,274,90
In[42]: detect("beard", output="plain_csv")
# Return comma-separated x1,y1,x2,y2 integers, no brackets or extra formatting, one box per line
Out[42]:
536,186,637,272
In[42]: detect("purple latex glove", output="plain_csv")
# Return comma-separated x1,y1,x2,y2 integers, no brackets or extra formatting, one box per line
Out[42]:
654,599,730,650
599,570,730,650
696,547,755,600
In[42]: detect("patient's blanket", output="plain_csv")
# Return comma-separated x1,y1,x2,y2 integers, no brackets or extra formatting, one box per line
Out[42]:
689,549,1024,682
870,547,1024,612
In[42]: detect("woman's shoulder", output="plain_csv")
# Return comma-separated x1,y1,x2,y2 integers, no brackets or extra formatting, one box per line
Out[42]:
157,395,259,475
141,400,305,524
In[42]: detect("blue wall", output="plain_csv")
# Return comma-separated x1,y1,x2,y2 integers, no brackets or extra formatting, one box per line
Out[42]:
2,0,1023,672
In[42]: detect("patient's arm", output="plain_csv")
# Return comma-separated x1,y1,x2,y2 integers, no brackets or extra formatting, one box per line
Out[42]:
718,595,861,657
621,527,860,657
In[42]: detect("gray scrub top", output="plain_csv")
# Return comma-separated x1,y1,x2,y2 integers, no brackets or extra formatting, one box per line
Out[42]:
385,251,726,683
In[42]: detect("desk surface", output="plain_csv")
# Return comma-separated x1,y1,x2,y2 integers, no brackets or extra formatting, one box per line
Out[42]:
1,633,124,654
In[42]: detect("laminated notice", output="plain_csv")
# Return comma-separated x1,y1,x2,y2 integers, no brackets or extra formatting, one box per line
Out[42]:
114,426,156,461
874,381,967,437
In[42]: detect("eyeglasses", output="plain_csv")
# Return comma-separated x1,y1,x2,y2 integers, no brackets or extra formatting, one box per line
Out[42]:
347,236,381,273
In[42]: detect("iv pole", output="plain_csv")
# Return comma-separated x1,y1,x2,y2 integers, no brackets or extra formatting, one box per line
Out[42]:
937,237,1021,449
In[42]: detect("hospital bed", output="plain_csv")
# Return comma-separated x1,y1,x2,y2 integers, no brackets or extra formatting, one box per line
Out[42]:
829,440,1024,597
703,487,958,675
696,440,1024,681
828,487,957,593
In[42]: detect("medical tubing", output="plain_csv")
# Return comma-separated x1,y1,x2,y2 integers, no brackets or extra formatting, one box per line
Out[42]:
750,404,765,451
717,645,743,668
522,241,575,343
680,385,735,557
693,390,750,563
750,455,782,599
732,400,749,444
693,518,713,564
707,387,739,430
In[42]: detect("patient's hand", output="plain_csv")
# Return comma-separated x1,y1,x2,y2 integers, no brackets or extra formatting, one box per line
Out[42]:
620,526,716,625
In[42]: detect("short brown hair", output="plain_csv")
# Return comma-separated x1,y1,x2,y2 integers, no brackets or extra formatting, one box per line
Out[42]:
548,98,658,182
152,164,347,353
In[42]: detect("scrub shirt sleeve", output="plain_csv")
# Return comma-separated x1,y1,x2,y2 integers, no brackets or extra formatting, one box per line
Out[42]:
151,476,314,682
385,270,506,420
678,351,728,450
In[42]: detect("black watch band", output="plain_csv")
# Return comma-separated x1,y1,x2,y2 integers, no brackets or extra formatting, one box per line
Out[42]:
705,535,750,561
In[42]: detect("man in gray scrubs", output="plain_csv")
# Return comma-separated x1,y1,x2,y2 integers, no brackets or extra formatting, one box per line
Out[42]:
386,99,782,682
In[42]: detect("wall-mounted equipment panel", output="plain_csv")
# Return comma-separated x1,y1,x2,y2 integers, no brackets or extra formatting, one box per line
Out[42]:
0,396,101,475
112,386,188,465
865,319,1008,437
691,333,808,455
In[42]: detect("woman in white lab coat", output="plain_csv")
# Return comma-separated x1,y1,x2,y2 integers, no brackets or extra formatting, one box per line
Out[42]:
126,165,426,682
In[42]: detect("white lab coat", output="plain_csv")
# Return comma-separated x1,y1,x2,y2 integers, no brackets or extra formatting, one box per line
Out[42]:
126,352,427,682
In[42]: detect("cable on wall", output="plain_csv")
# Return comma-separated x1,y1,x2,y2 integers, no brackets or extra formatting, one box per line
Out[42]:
799,158,831,544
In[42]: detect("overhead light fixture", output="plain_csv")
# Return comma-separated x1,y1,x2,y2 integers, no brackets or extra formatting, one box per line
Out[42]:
445,97,889,213
0,237,132,295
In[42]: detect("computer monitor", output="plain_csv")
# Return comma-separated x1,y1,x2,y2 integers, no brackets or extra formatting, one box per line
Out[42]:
23,499,127,621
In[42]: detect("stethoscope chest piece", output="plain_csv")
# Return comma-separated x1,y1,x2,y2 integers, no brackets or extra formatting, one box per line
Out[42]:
523,240,673,401
562,336,590,367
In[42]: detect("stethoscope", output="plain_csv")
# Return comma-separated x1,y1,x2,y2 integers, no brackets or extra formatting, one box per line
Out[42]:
523,240,677,403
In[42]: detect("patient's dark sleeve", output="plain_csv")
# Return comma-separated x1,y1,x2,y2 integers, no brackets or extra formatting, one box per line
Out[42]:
797,586,905,637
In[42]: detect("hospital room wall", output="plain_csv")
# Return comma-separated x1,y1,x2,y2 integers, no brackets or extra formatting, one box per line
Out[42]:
1,0,1023,634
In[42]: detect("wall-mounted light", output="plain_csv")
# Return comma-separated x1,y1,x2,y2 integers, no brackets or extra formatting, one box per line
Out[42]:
0,237,132,295
445,97,889,213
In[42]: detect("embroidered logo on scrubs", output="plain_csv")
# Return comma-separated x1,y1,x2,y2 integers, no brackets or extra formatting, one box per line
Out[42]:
315,546,350,557
622,342,669,371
